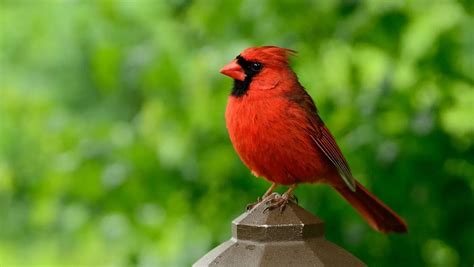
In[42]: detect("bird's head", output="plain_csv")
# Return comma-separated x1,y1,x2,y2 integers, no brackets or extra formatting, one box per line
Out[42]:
220,46,297,97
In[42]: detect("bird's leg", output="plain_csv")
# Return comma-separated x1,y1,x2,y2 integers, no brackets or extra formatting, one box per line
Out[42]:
259,183,278,201
246,183,278,211
264,184,298,212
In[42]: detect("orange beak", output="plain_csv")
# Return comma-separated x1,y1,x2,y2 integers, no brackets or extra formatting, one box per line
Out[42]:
220,60,245,81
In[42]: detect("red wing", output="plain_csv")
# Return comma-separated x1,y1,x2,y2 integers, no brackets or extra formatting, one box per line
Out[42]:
310,122,356,191
286,88,356,191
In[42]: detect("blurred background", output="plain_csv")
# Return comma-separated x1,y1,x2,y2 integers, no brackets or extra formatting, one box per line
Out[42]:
1,0,473,266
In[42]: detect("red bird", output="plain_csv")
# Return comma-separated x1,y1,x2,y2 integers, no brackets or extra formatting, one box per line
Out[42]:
220,46,407,233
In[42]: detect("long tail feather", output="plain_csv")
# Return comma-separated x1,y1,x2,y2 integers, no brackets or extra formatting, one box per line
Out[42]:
335,181,408,233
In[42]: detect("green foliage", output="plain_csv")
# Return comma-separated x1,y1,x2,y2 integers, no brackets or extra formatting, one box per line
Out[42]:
1,1,473,266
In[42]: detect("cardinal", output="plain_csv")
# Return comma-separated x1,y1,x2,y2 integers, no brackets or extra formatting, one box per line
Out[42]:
220,46,407,233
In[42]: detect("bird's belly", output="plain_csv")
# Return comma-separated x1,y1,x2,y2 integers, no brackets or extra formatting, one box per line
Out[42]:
226,98,333,185
236,131,330,185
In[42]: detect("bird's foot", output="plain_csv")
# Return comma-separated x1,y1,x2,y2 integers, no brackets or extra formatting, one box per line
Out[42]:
263,193,297,213
246,193,278,211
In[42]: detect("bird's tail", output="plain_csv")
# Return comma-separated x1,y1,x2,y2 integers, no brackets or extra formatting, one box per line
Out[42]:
335,181,408,233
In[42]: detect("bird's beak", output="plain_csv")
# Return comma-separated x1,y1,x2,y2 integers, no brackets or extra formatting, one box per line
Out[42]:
220,60,245,81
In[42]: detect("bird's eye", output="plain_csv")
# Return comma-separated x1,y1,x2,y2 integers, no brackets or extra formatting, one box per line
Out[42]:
250,62,263,72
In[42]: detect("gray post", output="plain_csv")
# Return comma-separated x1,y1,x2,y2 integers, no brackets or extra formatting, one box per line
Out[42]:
193,194,366,267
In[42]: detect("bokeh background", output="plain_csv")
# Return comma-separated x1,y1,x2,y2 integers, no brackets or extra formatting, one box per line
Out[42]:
1,0,473,266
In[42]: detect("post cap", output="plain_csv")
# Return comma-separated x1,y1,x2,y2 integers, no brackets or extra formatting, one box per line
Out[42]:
232,194,324,242
194,193,366,267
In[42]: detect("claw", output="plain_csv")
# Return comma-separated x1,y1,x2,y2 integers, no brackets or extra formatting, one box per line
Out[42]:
291,194,298,203
264,197,276,205
263,193,296,213
246,202,257,211
279,202,287,213
246,197,263,211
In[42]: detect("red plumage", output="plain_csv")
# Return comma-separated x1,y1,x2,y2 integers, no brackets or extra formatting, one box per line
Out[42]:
221,46,407,233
